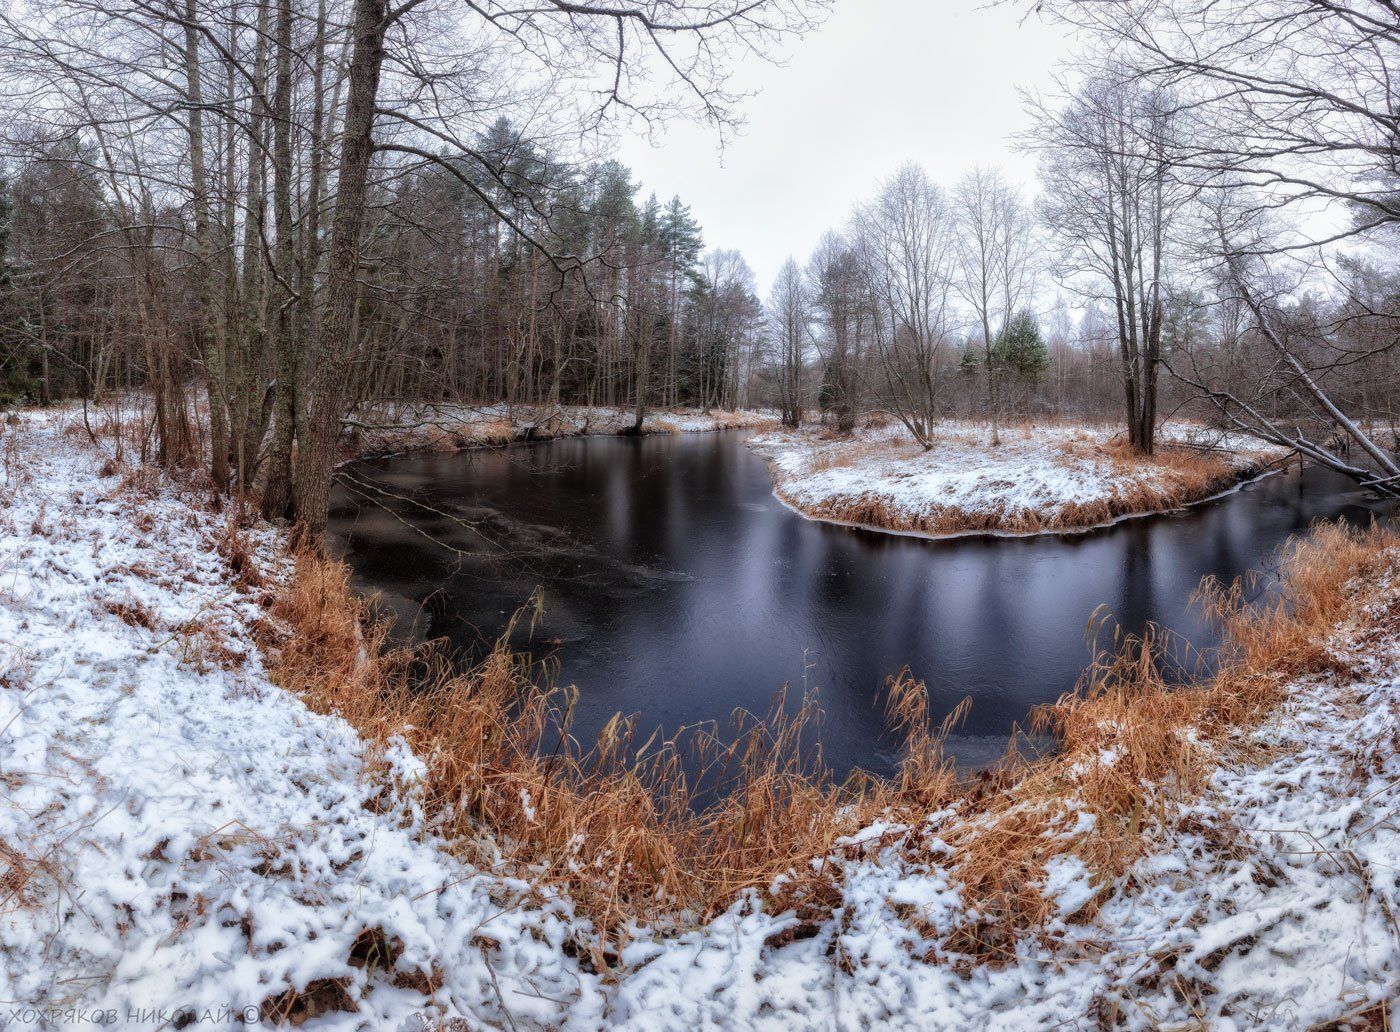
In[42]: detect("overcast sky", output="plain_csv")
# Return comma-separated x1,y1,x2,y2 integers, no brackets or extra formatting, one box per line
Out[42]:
615,1,1073,294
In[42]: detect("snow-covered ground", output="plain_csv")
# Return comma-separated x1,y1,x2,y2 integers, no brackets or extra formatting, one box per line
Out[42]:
345,403,774,460
1,407,1395,1030
0,411,605,1028
750,421,1287,538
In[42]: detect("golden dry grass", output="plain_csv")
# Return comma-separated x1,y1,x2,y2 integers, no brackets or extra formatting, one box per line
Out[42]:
936,521,1399,954
779,434,1276,538
260,557,921,960
260,519,1398,964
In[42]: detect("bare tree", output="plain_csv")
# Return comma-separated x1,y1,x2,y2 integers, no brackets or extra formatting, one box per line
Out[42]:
1029,0,1400,488
852,163,957,448
953,166,1036,446
690,248,760,411
806,230,866,433
1166,197,1400,494
1031,0,1400,242
768,257,807,427
1031,69,1190,454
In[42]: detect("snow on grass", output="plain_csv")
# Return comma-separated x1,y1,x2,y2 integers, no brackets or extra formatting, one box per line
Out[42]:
346,402,775,460
750,420,1288,539
0,410,600,1027
0,406,1394,1030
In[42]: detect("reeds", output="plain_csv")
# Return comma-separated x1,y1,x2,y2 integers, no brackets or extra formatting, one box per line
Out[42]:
261,555,911,956
936,521,1398,957
260,520,1397,965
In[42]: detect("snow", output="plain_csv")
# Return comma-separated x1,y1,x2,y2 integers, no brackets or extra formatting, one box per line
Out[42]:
0,406,1394,1030
749,420,1287,539
0,410,602,1028
345,402,775,460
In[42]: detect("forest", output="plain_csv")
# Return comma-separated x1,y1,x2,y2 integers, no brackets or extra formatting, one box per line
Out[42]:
2,1,1400,1029
2,0,1398,544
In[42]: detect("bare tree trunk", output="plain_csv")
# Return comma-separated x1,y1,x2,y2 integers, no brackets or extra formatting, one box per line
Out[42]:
292,0,387,540
183,0,232,491
261,0,302,519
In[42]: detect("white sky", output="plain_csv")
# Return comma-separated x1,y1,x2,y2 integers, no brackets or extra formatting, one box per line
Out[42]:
616,1,1074,294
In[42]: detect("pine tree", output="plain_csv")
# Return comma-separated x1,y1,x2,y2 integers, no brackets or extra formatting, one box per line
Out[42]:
991,310,1049,382
661,196,703,405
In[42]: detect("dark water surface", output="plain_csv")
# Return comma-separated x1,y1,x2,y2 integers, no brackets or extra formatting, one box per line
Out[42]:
328,430,1395,779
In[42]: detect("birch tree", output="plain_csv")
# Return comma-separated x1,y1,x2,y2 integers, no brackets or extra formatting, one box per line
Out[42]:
852,163,958,448
953,166,1036,446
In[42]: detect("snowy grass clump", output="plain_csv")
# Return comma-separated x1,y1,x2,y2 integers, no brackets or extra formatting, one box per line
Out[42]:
750,420,1288,538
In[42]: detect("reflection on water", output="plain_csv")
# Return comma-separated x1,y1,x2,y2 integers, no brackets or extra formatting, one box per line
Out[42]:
328,431,1396,779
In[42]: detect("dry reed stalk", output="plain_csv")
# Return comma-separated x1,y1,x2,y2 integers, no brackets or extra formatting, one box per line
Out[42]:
259,516,1397,966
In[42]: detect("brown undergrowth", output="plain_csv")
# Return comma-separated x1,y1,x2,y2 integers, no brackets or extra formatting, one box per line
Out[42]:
936,521,1398,957
260,556,917,959
776,434,1280,538
260,519,1397,966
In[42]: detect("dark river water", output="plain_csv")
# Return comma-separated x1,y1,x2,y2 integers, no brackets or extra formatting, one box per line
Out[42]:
328,430,1395,779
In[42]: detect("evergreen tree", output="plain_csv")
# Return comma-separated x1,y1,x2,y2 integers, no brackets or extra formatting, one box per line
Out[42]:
958,342,980,378
660,196,703,404
661,197,704,283
991,310,1049,383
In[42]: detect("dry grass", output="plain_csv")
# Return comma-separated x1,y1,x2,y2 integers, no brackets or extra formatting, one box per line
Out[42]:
260,519,1398,966
935,521,1399,957
780,435,1276,538
261,555,953,957
103,596,159,630
0,839,49,911
806,437,926,474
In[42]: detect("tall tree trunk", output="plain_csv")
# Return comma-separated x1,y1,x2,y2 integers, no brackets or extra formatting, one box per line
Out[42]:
183,0,232,491
261,0,302,519
292,0,387,540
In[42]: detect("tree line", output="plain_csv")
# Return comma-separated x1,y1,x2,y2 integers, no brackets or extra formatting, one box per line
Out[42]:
759,0,1400,500
0,0,822,538
1,0,1398,548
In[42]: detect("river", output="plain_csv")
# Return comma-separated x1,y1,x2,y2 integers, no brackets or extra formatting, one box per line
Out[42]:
328,429,1396,778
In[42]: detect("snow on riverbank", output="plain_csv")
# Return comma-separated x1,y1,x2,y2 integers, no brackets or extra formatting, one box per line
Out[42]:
750,420,1288,538
1,407,1395,1030
0,411,601,1028
608,579,1400,1029
345,402,774,459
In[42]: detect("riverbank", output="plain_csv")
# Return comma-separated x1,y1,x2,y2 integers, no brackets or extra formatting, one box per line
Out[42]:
750,420,1290,538
2,406,1397,1029
342,402,775,460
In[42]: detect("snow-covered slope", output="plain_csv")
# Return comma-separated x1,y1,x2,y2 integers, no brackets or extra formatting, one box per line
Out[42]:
0,412,600,1028
1,408,1394,1030
750,421,1285,538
